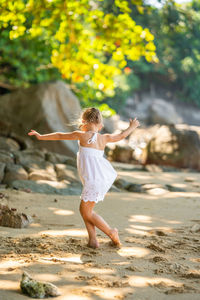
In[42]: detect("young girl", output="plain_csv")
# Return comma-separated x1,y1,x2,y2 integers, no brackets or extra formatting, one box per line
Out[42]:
28,107,140,248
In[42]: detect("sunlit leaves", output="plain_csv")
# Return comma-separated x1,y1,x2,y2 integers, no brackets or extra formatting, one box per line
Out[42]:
0,0,157,103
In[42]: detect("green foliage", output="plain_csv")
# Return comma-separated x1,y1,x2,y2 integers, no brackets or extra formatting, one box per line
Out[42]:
130,0,200,106
0,0,157,112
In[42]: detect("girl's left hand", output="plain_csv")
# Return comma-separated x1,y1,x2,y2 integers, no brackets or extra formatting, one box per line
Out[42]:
28,130,41,139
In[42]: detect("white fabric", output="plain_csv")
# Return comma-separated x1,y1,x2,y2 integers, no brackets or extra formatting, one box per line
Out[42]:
77,133,117,203
87,132,97,144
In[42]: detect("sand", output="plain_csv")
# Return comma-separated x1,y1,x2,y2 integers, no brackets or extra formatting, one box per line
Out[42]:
0,167,200,300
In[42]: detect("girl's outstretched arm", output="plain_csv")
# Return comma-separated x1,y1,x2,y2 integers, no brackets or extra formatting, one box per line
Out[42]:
28,130,81,141
103,118,140,143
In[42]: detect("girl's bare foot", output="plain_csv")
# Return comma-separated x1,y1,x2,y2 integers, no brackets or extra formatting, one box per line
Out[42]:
109,228,121,247
87,239,99,249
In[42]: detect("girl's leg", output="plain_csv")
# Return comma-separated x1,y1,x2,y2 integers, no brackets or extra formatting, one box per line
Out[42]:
91,211,121,246
79,200,99,248
79,200,121,246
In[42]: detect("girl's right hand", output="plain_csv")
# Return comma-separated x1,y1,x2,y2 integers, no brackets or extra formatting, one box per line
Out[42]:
129,117,140,129
28,129,41,139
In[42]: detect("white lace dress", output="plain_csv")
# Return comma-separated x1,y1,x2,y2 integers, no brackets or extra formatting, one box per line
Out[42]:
77,132,117,203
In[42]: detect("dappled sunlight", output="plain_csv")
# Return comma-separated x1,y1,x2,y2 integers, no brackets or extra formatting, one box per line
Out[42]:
30,223,42,227
146,188,169,195
40,256,83,264
129,215,152,223
94,288,131,300
131,225,153,231
59,295,91,300
159,218,182,225
39,229,87,237
118,246,150,258
54,209,74,216
161,191,200,199
34,273,60,282
48,207,74,216
126,227,150,236
0,280,19,291
84,267,114,275
118,171,153,180
128,275,183,288
0,260,27,270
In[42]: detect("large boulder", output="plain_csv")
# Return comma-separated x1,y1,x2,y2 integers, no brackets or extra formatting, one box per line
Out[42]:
14,149,46,168
149,98,183,125
10,179,81,195
107,144,133,163
45,151,77,167
55,164,79,182
3,164,28,184
0,136,20,152
121,88,200,126
0,81,82,156
145,124,200,170
25,161,57,181
0,150,14,164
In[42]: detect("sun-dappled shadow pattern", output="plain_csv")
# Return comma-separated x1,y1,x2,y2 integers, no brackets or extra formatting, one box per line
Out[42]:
0,169,200,299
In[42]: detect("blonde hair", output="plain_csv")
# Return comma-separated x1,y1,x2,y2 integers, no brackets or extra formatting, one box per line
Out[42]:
78,107,102,129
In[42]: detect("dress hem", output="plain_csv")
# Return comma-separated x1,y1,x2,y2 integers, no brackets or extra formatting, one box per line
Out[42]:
80,196,104,203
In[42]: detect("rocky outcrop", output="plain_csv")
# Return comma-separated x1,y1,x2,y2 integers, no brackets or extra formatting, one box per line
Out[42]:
0,80,81,157
145,124,200,170
149,98,182,125
122,90,200,126
107,145,134,163
3,164,28,184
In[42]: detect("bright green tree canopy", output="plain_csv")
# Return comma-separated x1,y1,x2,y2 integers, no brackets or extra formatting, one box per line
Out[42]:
0,0,157,100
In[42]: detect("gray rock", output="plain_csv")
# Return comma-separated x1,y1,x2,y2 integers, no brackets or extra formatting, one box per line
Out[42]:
3,164,28,184
149,98,183,125
46,152,77,167
14,149,45,167
114,178,144,193
191,224,200,232
0,204,32,228
0,136,20,152
11,180,58,194
0,80,81,157
28,171,56,182
142,183,164,190
55,164,79,182
20,271,61,298
109,145,133,163
26,161,57,181
10,179,81,195
142,164,163,173
145,124,200,171
109,185,121,192
10,132,34,150
0,162,5,183
165,184,186,192
127,183,144,193
25,161,55,173
114,178,131,190
0,150,14,164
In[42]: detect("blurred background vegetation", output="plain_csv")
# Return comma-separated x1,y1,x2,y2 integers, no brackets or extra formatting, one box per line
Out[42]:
0,0,199,115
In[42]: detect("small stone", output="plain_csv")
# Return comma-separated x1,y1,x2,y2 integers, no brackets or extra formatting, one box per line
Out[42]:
20,271,61,298
191,224,200,232
114,178,130,190
0,204,33,228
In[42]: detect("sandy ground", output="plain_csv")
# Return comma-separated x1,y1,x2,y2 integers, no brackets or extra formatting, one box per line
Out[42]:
0,168,200,300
